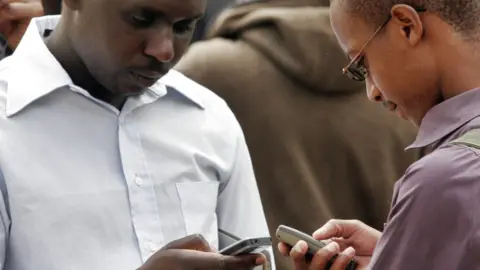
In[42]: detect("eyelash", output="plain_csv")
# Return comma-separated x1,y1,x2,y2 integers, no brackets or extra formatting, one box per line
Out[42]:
131,13,155,28
173,21,196,34
130,13,196,35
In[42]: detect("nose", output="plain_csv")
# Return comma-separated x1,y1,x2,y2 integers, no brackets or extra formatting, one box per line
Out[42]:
365,78,383,103
144,27,175,63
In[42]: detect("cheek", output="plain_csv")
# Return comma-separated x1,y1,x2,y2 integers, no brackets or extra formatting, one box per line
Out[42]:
368,60,403,100
370,57,439,121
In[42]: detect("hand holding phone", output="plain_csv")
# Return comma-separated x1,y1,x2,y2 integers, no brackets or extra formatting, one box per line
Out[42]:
276,225,357,270
139,234,264,270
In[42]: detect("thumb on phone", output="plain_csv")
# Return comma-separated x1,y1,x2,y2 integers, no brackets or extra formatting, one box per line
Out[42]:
313,219,362,240
214,253,265,269
161,234,212,252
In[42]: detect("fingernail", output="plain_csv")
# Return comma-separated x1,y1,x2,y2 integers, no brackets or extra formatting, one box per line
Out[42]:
327,242,339,252
344,247,355,256
294,241,306,253
313,227,326,237
313,224,332,238
255,255,266,265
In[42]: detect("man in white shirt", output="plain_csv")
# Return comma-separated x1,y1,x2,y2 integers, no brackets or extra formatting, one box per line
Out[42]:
0,0,271,269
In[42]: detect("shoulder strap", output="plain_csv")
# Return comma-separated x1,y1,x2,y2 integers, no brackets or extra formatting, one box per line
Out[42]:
450,129,480,150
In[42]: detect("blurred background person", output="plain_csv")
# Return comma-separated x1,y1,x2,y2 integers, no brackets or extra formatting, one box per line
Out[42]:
175,0,421,268
41,0,61,15
0,0,43,59
0,0,61,60
191,0,235,43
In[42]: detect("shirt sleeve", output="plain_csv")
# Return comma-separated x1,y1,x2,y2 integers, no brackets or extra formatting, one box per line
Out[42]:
369,145,479,270
215,113,274,268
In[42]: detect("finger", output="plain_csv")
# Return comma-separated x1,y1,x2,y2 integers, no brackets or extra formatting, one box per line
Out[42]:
1,2,43,21
277,242,292,256
330,237,351,251
330,247,356,270
0,0,31,5
309,242,340,270
289,240,309,270
214,254,264,270
312,219,362,240
162,234,212,252
0,0,26,10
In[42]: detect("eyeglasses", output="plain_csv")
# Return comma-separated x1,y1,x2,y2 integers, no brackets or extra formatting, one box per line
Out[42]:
342,8,426,81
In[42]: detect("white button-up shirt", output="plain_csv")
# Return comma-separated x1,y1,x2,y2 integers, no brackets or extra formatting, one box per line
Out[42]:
0,16,270,270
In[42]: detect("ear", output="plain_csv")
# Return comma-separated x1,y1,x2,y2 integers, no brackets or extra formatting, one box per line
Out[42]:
390,4,424,46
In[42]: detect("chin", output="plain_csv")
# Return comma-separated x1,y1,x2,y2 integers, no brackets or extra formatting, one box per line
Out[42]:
115,79,151,96
117,85,147,97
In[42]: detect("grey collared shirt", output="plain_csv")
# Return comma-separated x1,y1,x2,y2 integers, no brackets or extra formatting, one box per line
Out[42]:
369,88,480,269
0,16,271,270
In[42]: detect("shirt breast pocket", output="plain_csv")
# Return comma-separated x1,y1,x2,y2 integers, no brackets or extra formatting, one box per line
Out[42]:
176,181,220,246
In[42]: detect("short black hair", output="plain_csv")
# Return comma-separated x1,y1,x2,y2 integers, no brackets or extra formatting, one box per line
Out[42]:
331,0,480,39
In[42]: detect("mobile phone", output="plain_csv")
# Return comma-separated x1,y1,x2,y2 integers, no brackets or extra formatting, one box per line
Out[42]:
219,237,272,256
276,225,357,270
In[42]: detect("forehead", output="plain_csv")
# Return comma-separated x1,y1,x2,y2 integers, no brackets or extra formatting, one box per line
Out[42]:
329,5,375,57
106,0,206,18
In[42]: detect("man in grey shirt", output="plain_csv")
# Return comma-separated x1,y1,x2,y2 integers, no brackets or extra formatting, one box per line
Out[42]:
278,0,480,269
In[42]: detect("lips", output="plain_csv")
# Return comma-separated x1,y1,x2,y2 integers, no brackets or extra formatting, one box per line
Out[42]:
129,70,163,87
135,71,163,80
383,101,407,120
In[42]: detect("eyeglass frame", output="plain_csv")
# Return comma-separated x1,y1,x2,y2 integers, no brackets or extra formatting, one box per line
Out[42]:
342,7,427,81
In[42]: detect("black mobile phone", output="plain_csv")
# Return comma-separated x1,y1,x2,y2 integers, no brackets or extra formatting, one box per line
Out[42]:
276,225,357,270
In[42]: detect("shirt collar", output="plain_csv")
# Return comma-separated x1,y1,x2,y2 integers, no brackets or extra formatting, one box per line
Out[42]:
4,15,169,117
160,69,205,109
407,88,480,149
5,16,71,117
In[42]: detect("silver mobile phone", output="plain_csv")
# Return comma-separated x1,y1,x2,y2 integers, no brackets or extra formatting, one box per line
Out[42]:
276,225,327,255
219,237,272,256
276,225,357,270
218,228,272,256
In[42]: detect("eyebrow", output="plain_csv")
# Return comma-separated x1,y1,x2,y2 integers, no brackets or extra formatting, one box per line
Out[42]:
189,13,204,20
138,7,204,22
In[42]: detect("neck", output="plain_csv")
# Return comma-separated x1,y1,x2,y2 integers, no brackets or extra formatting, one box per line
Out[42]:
436,40,480,99
44,19,127,109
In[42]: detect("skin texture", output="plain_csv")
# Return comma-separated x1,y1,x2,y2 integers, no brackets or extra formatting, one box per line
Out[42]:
46,0,206,108
329,3,480,126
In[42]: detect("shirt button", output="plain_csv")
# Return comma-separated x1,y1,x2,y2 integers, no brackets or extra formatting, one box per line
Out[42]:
134,175,143,186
